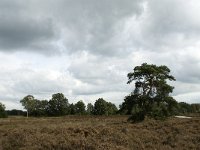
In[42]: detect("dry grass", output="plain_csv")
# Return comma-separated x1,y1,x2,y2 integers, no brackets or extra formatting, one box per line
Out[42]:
0,115,199,150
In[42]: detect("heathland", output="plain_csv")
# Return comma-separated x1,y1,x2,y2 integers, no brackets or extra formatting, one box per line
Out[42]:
0,115,199,150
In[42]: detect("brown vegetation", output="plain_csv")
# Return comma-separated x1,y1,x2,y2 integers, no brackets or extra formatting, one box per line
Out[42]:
0,115,199,150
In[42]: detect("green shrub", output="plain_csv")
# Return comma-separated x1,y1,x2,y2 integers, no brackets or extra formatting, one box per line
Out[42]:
0,102,7,118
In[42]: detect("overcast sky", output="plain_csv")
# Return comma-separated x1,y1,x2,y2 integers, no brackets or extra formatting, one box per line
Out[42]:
1,0,200,110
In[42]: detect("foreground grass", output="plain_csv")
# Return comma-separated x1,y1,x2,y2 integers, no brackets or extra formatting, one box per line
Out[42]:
0,115,199,150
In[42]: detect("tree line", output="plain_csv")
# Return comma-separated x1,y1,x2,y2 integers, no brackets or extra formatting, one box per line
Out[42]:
119,99,200,115
0,63,200,120
0,100,199,118
18,93,118,117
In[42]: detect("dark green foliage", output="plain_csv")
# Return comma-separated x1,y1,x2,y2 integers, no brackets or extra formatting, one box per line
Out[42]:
177,102,192,114
175,102,200,115
163,96,179,115
37,100,49,116
31,100,49,116
93,98,108,115
74,100,86,115
20,93,70,117
19,94,117,117
20,95,35,117
20,95,49,117
122,63,177,122
93,98,118,115
48,93,70,116
128,112,145,123
118,95,138,115
149,102,169,120
0,102,7,118
127,103,145,122
6,109,26,116
191,103,200,113
69,103,76,115
106,102,118,115
86,103,94,115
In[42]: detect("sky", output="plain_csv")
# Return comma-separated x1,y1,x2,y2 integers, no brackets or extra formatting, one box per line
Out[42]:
0,0,200,110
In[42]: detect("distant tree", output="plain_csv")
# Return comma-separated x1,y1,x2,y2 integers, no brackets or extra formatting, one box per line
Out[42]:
178,102,192,114
39,100,49,116
28,99,39,116
191,103,200,113
20,95,35,117
74,100,86,115
0,102,7,118
6,109,26,116
106,102,118,115
32,100,48,116
123,63,177,122
93,98,108,115
69,103,76,115
20,95,49,117
48,93,70,116
93,98,118,115
86,103,94,115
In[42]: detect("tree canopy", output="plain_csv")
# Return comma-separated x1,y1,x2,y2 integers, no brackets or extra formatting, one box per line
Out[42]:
48,93,70,116
93,98,118,115
127,63,175,97
20,95,35,117
121,63,178,122
86,103,94,115
74,100,86,115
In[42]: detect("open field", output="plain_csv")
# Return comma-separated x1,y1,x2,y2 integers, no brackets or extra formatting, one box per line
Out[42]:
0,116,200,150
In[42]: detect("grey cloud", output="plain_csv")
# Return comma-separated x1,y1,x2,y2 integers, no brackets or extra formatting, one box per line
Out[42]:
12,70,66,95
163,50,200,84
0,17,55,48
1,0,200,56
125,0,200,51
172,81,200,96
174,92,200,103
123,0,200,96
1,0,200,109
53,0,145,56
0,1,59,54
0,68,67,104
146,0,200,35
68,52,126,84
67,51,132,96
0,0,145,56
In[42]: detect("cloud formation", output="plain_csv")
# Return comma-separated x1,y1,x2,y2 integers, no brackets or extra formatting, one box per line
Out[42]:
0,1,59,55
0,0,200,109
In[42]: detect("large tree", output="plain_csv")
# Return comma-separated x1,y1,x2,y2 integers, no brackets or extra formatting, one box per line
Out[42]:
106,102,118,115
86,103,94,115
93,98,108,115
93,98,118,115
74,100,86,115
69,103,76,115
32,100,49,116
20,96,49,117
20,95,35,117
48,93,70,116
122,63,178,122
